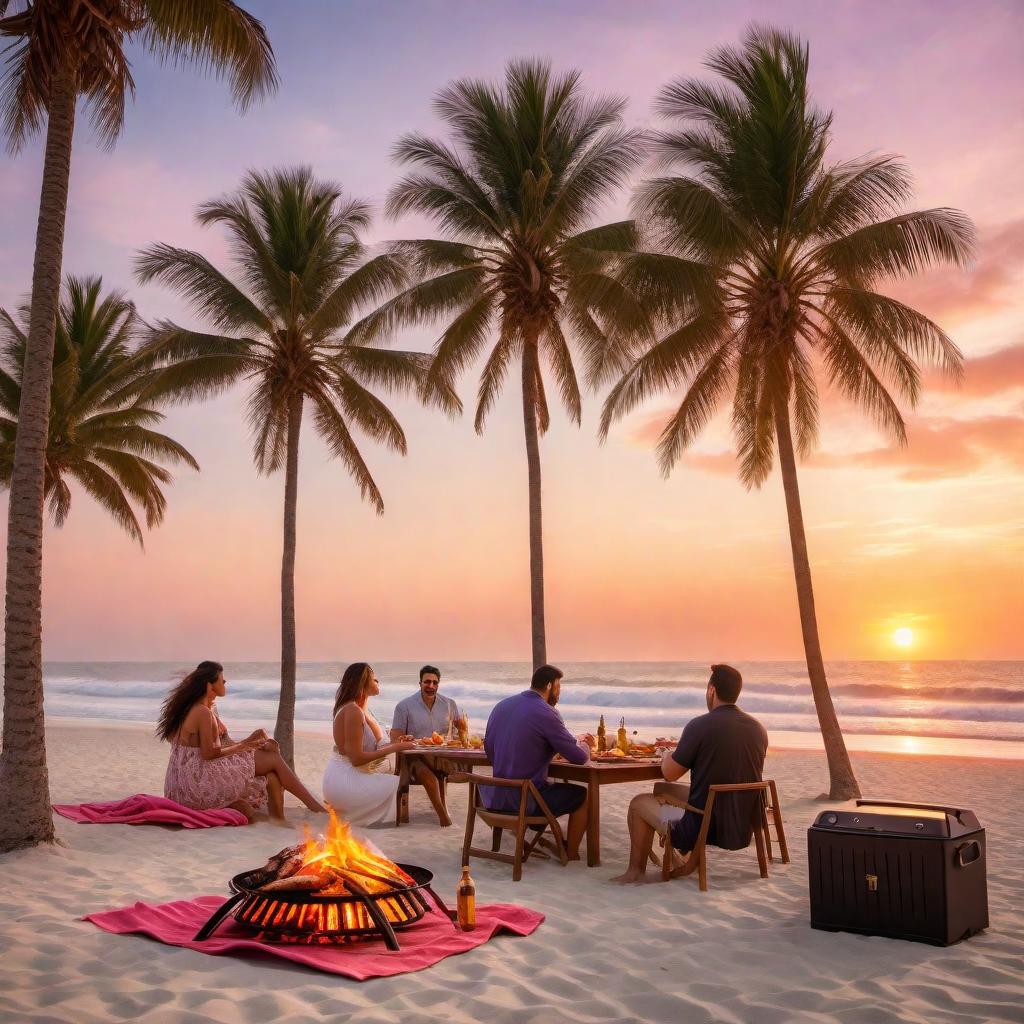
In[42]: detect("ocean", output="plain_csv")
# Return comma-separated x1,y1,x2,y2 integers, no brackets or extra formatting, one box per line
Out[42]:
41,660,1024,760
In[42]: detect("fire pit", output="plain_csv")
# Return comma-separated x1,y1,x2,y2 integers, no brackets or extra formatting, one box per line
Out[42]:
194,811,455,951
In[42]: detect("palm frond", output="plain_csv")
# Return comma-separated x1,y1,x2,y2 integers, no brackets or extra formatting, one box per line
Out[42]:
140,0,278,111
135,243,269,331
542,320,582,425
817,209,976,282
68,459,144,545
656,338,736,475
474,321,521,433
599,307,728,440
308,395,384,513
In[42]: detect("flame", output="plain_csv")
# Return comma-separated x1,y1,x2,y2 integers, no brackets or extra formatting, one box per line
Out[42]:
298,808,414,896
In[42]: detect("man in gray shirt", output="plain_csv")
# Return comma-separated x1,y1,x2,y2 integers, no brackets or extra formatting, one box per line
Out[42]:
390,665,462,826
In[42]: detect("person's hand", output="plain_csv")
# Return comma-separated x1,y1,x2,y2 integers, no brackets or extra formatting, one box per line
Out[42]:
578,733,596,749
260,738,280,753
394,739,417,752
246,728,268,743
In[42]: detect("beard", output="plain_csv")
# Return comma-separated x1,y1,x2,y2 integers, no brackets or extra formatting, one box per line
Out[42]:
547,688,559,707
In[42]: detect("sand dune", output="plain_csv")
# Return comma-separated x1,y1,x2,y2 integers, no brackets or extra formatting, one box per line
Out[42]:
1,723,1020,1024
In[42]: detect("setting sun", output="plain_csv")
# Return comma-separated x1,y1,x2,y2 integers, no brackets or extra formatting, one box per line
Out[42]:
893,627,915,648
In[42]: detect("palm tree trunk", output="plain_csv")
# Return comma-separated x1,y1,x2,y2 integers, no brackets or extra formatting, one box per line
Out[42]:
774,398,861,800
0,68,77,853
274,393,303,768
521,334,547,669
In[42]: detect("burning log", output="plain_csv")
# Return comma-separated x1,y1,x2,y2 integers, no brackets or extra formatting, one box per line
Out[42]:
258,873,327,893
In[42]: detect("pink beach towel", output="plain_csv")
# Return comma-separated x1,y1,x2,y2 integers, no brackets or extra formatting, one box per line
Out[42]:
84,896,544,980
53,794,248,828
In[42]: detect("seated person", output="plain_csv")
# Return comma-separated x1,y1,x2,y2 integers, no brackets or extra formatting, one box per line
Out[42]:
159,660,326,824
483,664,595,861
610,664,767,884
390,664,461,827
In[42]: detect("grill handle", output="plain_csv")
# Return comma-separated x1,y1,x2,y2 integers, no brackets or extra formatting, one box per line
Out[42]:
193,889,250,941
955,840,982,868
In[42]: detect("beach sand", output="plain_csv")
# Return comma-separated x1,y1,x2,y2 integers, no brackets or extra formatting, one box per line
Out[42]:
1,722,1021,1024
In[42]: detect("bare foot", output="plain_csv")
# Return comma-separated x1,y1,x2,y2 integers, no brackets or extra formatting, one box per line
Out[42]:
608,869,647,884
438,816,453,828
270,815,292,828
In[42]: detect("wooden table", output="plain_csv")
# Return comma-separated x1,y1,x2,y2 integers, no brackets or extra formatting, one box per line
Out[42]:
395,749,663,867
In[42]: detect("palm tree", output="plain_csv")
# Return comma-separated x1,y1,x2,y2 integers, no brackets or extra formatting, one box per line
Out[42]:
0,0,276,852
601,26,974,799
355,59,650,668
136,166,454,766
0,275,199,541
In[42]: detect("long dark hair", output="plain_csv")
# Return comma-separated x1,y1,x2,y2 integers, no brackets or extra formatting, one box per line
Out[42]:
156,661,223,741
333,663,374,718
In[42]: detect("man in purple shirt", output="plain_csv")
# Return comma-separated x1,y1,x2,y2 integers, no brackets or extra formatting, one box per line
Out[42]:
484,665,595,861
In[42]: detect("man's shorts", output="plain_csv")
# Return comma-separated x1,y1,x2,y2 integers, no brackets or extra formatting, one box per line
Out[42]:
529,781,586,817
631,791,688,836
408,758,455,783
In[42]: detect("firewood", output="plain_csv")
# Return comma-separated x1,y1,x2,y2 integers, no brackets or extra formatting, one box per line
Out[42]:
274,854,306,880
258,873,326,892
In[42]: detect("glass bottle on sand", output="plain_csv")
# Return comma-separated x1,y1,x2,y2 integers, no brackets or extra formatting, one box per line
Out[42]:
457,866,476,931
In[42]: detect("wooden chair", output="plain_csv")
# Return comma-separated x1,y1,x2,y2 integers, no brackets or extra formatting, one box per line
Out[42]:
449,772,568,882
660,780,789,891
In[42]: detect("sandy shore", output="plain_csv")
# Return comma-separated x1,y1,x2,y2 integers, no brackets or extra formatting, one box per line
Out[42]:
1,723,1021,1024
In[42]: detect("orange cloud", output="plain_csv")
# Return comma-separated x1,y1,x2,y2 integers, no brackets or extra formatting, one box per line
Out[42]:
677,414,1024,482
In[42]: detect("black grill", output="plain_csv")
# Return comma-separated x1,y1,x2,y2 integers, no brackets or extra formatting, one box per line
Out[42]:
808,799,988,946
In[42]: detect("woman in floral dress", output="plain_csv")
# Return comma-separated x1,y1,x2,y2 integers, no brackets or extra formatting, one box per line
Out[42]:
158,661,325,822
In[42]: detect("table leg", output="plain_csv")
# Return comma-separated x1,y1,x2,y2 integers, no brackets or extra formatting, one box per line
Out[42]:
586,771,601,867
395,754,411,827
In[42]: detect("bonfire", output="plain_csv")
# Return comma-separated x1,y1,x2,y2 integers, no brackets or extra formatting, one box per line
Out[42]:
257,808,415,898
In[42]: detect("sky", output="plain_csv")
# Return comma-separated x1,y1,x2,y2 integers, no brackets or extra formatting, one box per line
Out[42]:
1,0,1022,663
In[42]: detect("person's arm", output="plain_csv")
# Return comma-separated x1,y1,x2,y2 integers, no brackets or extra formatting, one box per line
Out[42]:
389,702,410,743
661,748,689,782
541,708,591,765
662,721,699,782
197,708,265,761
338,706,414,765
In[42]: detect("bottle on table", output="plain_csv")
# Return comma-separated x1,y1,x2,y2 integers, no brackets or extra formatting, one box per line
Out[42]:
457,713,470,748
617,717,629,753
457,865,476,931
597,715,607,753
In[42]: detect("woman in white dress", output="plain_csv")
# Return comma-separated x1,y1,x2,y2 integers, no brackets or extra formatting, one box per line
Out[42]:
322,663,416,825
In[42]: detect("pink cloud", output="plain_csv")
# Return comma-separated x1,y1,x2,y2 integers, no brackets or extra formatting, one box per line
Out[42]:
886,218,1024,325
929,341,1024,396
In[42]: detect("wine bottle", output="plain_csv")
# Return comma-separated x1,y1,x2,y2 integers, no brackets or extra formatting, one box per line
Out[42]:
457,865,476,931
617,717,629,753
597,715,607,753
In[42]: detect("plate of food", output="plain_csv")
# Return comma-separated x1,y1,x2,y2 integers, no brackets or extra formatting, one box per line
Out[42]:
413,732,448,747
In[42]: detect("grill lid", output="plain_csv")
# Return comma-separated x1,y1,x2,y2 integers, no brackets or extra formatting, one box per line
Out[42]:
811,799,981,838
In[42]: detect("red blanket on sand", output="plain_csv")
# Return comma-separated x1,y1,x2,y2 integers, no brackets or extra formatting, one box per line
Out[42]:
53,794,248,828
84,896,544,980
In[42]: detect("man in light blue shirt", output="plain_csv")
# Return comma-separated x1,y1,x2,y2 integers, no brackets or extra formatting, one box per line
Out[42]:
390,665,461,826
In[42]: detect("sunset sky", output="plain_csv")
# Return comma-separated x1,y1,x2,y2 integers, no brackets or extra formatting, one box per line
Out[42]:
1,0,1022,662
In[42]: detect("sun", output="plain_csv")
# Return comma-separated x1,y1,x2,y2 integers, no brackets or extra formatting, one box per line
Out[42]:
893,627,914,648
